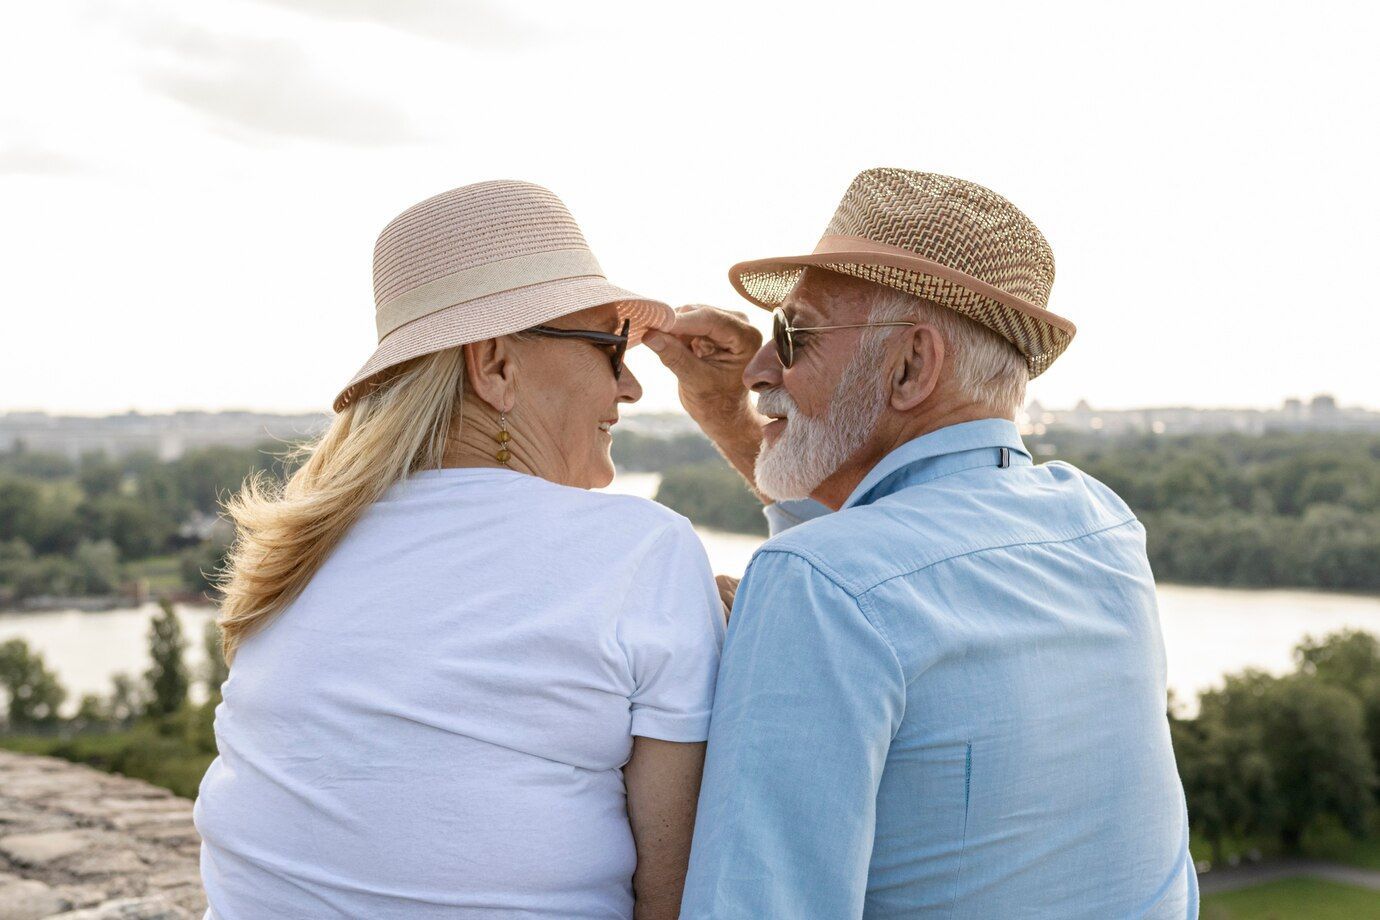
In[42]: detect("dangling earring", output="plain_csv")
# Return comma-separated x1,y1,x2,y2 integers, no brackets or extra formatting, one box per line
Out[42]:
495,413,512,466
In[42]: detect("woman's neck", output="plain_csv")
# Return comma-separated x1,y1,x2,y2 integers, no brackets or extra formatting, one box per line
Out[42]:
440,402,561,483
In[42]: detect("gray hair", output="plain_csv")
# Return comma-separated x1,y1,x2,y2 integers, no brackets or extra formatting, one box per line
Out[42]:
863,286,1028,414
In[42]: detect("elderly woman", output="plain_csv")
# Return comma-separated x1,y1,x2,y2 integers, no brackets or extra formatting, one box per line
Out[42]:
192,181,724,919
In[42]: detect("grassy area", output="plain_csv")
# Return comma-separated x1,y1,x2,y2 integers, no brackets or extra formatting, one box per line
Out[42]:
1305,824,1380,871
0,709,216,799
1202,878,1380,919
124,553,185,594
1191,816,1380,873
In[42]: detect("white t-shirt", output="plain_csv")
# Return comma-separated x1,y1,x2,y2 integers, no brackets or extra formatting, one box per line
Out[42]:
194,468,724,919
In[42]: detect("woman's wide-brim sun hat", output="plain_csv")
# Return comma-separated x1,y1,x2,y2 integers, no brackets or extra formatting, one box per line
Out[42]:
333,180,673,412
728,168,1077,377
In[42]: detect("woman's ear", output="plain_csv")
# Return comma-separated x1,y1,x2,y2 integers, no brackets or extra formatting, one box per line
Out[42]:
463,337,518,414
890,323,945,412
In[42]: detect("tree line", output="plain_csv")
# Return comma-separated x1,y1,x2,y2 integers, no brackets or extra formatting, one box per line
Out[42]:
1052,429,1380,592
3,426,1376,600
0,442,294,605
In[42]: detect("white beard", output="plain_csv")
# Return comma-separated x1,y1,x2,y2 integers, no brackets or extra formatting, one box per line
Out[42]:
753,339,889,502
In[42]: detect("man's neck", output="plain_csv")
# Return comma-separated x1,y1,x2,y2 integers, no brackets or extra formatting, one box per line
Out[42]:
809,403,1011,510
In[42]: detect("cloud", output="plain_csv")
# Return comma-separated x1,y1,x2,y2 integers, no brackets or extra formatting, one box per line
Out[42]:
243,0,546,47
0,145,87,176
130,18,424,146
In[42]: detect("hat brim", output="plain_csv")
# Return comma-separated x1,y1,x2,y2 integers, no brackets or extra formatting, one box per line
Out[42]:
728,245,1076,378
333,275,671,412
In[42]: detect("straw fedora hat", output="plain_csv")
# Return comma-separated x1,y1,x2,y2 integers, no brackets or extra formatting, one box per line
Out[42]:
729,168,1076,377
333,180,672,412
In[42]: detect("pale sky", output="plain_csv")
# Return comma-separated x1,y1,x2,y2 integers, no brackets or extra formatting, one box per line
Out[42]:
2,0,1377,416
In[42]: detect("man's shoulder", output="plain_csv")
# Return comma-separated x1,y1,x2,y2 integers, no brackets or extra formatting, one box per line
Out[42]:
759,460,1142,595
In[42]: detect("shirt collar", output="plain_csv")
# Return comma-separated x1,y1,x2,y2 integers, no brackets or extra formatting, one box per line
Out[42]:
839,418,1033,511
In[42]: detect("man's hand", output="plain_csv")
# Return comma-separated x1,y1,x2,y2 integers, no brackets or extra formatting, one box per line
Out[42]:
715,574,741,623
643,306,767,492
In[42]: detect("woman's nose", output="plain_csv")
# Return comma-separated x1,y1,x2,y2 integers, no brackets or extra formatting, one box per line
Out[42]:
618,366,643,404
743,341,782,393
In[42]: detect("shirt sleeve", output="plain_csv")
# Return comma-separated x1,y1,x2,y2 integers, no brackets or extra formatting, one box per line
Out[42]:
762,498,832,536
617,516,726,743
680,550,905,919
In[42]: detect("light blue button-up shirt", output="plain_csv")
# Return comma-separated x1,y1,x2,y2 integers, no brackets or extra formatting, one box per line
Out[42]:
681,419,1196,919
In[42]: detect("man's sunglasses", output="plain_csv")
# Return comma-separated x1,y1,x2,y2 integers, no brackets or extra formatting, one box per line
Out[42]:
772,307,916,369
527,317,631,379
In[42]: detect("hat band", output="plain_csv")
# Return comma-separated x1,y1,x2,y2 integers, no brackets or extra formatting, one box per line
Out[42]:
809,235,1075,336
375,248,604,341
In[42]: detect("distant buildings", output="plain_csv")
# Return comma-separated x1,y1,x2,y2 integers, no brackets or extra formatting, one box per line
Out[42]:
1021,395,1380,437
1,397,1376,462
0,410,329,460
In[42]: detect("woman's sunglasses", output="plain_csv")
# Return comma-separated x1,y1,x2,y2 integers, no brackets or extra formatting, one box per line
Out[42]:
771,307,916,369
527,317,631,379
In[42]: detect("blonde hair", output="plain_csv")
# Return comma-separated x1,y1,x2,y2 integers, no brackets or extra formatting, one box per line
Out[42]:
216,348,467,663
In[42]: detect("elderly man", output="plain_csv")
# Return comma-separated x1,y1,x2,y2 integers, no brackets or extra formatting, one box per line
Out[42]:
643,169,1196,918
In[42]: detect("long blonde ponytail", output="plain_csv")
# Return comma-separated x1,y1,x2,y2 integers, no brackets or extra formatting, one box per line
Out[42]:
216,348,466,662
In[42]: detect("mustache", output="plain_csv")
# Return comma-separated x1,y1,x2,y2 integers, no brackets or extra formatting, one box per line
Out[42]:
755,387,797,419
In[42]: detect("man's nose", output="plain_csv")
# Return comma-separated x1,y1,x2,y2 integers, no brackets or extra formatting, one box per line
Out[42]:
743,341,782,394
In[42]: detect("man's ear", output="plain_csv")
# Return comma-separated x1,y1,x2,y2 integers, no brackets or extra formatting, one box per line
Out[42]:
463,337,518,414
889,323,944,411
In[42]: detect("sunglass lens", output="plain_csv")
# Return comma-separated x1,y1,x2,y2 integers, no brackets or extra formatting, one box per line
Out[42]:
773,309,793,368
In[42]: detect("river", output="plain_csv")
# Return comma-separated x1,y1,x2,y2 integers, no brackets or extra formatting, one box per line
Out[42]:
3,472,1379,714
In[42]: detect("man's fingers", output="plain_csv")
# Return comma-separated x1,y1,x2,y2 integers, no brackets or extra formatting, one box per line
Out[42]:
665,306,762,350
715,574,741,621
676,304,750,322
642,330,695,372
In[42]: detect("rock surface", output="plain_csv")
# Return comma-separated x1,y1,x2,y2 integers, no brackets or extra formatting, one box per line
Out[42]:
0,750,204,919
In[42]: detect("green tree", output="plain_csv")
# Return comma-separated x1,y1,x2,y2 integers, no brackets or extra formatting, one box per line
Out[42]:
79,493,175,560
0,638,67,729
0,538,35,604
1298,630,1380,791
180,539,230,595
72,538,121,595
1172,703,1275,866
77,451,123,498
1194,667,1376,853
107,673,145,726
1298,630,1380,687
0,444,74,479
70,693,108,732
1266,675,1376,849
0,476,42,544
655,462,767,536
144,600,189,717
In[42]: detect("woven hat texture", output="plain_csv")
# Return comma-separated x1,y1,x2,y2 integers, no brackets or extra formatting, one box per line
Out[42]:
730,168,1075,376
334,180,670,412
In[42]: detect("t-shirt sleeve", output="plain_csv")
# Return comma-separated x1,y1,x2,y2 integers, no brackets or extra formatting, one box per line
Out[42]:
617,516,726,742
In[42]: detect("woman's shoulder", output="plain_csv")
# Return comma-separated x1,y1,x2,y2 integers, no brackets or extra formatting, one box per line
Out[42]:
379,468,701,557
524,476,696,538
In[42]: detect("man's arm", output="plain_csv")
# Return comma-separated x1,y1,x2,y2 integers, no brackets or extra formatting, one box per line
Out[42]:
644,306,833,534
642,306,766,497
680,550,906,919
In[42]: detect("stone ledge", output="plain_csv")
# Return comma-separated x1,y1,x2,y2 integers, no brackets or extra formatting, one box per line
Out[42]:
0,750,204,920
